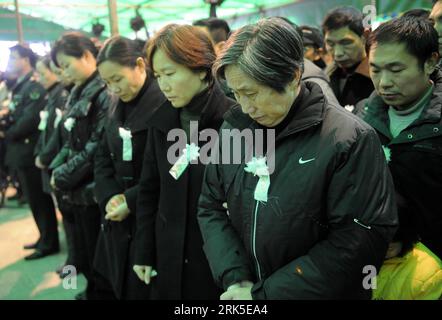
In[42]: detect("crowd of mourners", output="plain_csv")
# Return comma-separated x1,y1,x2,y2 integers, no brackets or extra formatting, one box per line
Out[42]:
0,2,441,300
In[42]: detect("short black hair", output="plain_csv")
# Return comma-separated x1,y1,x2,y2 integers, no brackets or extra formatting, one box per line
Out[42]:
402,8,430,20
369,16,439,69
97,36,145,67
322,6,364,37
193,17,231,43
9,44,37,68
300,25,324,49
194,17,230,34
51,32,99,67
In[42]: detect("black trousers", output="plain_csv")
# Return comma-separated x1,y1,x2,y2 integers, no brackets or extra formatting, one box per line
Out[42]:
71,204,115,300
55,193,79,267
17,166,59,252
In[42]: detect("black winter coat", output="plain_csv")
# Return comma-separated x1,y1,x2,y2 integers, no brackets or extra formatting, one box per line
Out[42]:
361,71,442,259
93,76,166,298
51,72,117,206
35,82,69,193
198,82,398,299
133,83,236,299
327,58,374,107
38,84,74,168
5,72,47,168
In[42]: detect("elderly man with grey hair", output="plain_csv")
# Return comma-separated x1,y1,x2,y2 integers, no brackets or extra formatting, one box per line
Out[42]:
197,17,398,300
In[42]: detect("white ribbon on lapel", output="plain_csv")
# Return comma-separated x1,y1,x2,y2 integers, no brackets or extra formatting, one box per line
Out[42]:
118,127,133,161
38,110,49,131
64,117,76,132
169,143,200,180
382,145,392,163
54,108,63,128
244,156,271,202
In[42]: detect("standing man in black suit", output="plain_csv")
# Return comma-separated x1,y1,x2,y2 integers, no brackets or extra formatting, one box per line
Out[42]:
2,45,59,260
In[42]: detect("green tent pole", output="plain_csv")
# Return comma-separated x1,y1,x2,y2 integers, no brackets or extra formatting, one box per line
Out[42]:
14,0,24,44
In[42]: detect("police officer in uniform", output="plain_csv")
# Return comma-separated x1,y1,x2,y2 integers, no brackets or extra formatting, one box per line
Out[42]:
2,45,59,260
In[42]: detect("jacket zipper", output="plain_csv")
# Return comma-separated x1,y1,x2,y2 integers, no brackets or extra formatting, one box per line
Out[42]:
251,201,262,281
248,121,322,281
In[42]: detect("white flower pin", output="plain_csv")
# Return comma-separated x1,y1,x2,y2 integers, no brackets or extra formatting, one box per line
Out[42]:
245,156,271,202
382,145,392,163
169,143,200,180
38,110,49,131
54,108,63,128
344,105,355,113
64,117,76,132
119,127,133,161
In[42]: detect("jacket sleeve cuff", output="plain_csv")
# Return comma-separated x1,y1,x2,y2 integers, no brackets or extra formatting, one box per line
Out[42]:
222,268,254,291
251,281,267,300
124,186,138,214
133,246,155,266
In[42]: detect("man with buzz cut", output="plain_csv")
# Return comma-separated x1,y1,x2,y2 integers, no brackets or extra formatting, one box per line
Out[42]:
322,6,374,109
359,16,442,260
430,0,442,66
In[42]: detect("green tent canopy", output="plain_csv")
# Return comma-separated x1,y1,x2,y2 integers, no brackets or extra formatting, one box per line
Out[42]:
0,7,75,41
0,0,295,41
0,0,434,42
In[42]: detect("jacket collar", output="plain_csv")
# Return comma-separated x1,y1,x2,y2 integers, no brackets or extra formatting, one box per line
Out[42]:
47,82,64,102
223,81,326,137
68,71,106,117
111,75,167,132
148,81,234,134
12,71,34,94
354,56,370,78
327,56,370,79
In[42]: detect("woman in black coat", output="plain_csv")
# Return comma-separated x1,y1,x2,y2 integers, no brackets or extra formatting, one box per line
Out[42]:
93,37,168,299
34,56,70,194
49,32,117,300
34,56,75,275
132,24,236,300
197,18,398,300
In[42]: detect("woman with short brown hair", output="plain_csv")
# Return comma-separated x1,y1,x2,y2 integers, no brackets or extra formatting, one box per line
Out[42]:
132,24,236,299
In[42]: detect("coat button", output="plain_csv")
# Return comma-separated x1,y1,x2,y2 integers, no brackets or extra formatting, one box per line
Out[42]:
407,134,413,139
295,265,303,275
101,223,105,231
24,138,29,144
184,258,189,264
433,127,439,133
